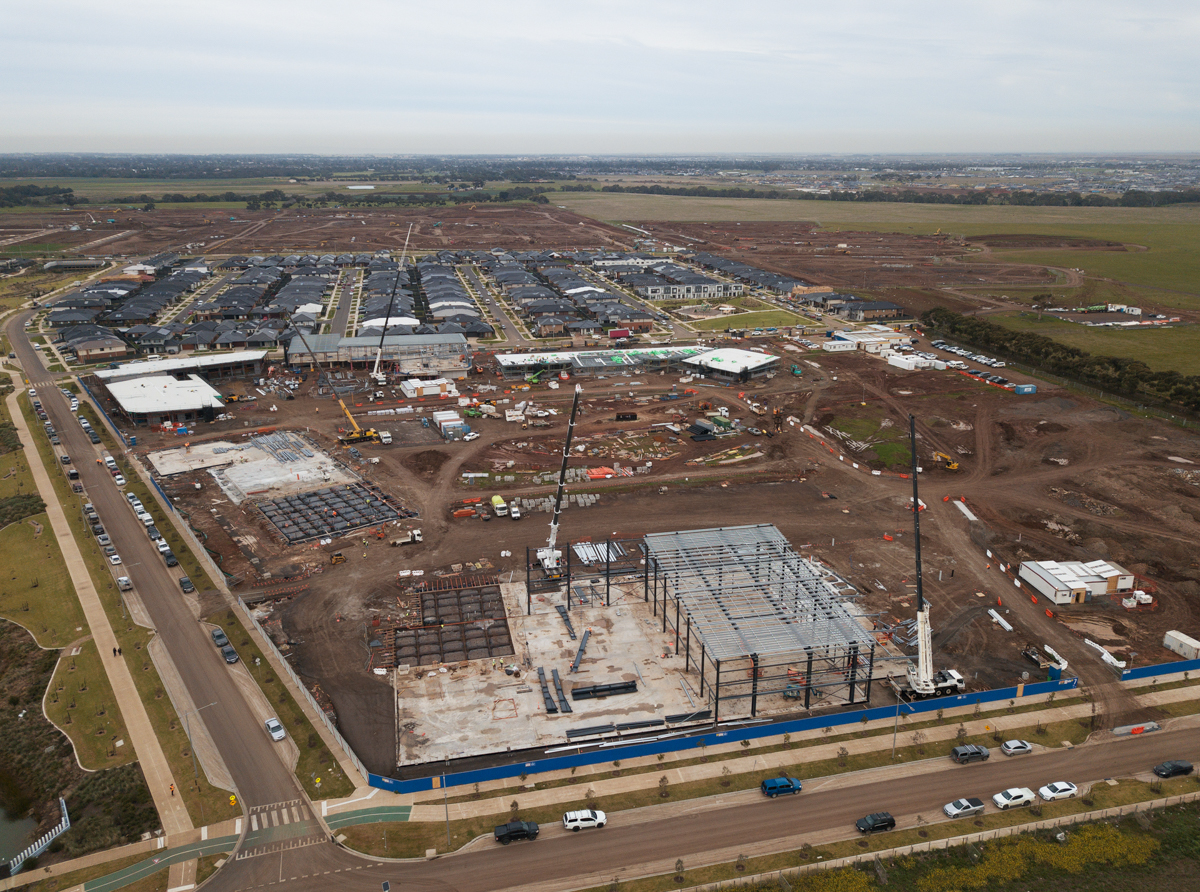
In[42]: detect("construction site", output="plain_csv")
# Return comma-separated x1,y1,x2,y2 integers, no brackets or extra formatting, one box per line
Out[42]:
24,206,1186,780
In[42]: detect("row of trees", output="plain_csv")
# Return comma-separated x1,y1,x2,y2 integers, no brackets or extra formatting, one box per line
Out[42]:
0,184,76,207
594,182,1200,208
922,307,1200,415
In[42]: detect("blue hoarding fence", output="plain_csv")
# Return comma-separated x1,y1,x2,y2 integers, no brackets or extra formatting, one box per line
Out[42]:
1122,657,1200,682
368,676,1079,794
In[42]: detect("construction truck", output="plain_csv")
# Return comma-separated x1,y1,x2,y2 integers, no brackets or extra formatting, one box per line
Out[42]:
389,530,423,546
379,430,392,445
490,495,508,517
933,452,959,471
889,416,967,700
284,311,379,445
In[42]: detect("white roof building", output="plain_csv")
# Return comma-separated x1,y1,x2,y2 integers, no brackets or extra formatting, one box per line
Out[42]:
682,348,780,379
95,350,268,383
106,374,226,425
1018,559,1135,606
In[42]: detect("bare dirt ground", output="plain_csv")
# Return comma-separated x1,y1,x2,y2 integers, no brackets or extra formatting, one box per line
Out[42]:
2,205,638,259
116,347,1200,774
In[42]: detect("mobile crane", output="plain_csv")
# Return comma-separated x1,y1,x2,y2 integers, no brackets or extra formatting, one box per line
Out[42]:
890,416,965,699
371,225,413,387
287,312,379,445
537,384,582,577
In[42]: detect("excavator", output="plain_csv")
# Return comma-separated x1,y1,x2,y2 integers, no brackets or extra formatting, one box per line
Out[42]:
933,451,960,471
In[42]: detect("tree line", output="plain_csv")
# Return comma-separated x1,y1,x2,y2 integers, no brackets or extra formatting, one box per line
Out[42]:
921,307,1200,414
592,182,1200,208
0,184,77,207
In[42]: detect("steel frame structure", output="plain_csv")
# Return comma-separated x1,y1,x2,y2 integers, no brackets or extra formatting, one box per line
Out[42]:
643,524,875,719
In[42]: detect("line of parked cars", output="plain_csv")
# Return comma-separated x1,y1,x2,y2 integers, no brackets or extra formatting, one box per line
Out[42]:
930,340,1007,369
494,809,607,844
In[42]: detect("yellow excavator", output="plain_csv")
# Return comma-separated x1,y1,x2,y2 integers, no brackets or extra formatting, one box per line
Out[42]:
933,451,960,471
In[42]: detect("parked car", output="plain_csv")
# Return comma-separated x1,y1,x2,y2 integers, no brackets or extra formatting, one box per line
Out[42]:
163,551,179,567
943,798,986,818
114,474,126,486
178,576,194,593
1038,782,1078,801
1153,760,1194,778
494,820,539,844
463,431,480,441
103,545,117,556
562,809,606,831
97,534,111,546
210,628,229,647
220,644,239,664
60,454,71,464
109,554,122,565
856,812,896,833
950,745,990,764
760,777,803,798
265,717,286,741
1001,739,1032,757
992,787,1036,810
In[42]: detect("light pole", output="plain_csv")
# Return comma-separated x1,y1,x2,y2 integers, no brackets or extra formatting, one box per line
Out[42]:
442,757,451,849
891,700,911,759
181,701,218,784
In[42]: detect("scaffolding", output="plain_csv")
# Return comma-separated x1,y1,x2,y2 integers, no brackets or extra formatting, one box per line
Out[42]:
643,524,875,720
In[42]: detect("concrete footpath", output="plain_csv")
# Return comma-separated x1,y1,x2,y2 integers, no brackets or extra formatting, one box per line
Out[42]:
6,389,192,836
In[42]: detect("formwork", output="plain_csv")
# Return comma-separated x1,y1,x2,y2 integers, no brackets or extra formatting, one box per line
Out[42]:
643,524,875,720
372,583,514,669
252,482,416,545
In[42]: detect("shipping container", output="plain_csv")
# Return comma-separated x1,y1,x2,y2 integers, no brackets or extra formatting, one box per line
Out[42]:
1164,630,1200,661
608,328,630,339
1014,384,1037,395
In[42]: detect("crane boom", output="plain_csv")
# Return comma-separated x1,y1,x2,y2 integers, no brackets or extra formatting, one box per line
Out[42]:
905,414,934,695
372,225,413,385
287,311,378,444
538,384,582,574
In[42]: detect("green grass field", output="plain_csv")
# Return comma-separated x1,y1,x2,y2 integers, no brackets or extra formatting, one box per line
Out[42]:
691,310,800,330
44,638,135,770
554,192,1200,229
987,313,1200,376
0,512,87,648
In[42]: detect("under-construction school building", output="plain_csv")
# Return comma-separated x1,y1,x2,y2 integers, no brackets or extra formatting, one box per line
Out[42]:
642,524,877,720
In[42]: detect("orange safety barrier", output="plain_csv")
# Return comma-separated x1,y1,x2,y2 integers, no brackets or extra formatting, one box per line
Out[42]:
1045,608,1055,618
1031,594,1038,604
943,495,950,502
883,534,893,541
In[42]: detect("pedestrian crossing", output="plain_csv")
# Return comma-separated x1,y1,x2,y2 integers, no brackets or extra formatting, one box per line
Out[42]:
235,799,325,860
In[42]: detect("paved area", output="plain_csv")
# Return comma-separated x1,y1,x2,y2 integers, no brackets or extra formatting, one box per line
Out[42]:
5,388,193,837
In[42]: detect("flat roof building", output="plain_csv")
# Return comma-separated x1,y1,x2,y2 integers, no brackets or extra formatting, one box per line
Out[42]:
1018,559,1135,606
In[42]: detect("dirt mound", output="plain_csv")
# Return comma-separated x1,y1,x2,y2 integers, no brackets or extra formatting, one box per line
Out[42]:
402,449,451,478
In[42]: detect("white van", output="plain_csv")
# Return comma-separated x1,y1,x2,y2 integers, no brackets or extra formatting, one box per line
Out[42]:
510,503,522,521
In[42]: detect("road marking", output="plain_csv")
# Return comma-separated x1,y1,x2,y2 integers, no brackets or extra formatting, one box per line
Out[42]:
292,806,301,822
250,814,259,831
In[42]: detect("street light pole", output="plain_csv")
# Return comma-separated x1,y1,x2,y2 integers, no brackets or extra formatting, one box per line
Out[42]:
181,701,218,783
443,757,451,849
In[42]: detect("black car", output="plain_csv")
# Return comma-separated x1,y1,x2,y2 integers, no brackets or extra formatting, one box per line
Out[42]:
950,744,990,764
179,576,194,593
1153,760,1194,778
211,628,230,648
164,551,179,567
494,821,539,844
856,812,896,833
220,644,239,664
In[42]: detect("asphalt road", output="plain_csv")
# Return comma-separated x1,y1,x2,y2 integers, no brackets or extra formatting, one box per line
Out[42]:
7,312,325,850
212,725,1200,892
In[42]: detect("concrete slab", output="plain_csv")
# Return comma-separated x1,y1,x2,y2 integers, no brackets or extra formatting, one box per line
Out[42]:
394,582,701,765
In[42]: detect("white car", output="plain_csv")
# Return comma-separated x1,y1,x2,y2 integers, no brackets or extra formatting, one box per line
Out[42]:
943,797,986,818
114,475,127,486
1000,739,1032,756
1038,782,1078,802
265,717,286,741
463,432,480,441
109,554,122,565
992,787,1037,810
562,809,606,831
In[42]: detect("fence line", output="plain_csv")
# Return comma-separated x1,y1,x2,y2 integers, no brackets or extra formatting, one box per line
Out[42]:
690,789,1200,892
236,598,367,786
367,676,1080,794
8,798,69,875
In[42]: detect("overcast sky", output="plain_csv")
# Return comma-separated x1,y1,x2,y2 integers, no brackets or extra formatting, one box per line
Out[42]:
3,0,1197,154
